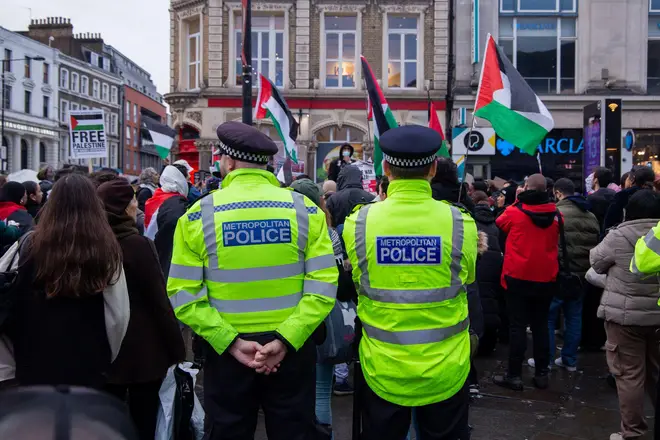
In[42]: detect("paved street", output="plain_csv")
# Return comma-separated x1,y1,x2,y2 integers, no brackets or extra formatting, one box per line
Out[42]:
244,343,653,440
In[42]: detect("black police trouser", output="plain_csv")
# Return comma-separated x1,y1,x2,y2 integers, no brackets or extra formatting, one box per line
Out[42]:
203,334,316,440
361,381,470,440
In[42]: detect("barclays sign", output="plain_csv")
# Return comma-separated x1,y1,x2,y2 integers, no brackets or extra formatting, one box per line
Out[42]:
496,131,583,157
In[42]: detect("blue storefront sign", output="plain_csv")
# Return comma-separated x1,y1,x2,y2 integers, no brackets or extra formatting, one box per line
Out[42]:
491,129,583,185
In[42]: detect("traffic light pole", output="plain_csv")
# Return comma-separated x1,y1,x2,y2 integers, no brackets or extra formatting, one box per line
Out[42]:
241,0,253,125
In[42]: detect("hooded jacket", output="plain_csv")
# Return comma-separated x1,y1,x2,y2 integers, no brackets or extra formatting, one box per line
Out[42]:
602,186,644,236
144,166,189,277
325,165,375,227
556,196,600,276
496,190,559,288
473,205,503,333
557,196,600,277
591,218,660,327
587,187,616,231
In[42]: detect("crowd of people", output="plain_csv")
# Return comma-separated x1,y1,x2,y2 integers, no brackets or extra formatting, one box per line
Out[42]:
1,123,660,440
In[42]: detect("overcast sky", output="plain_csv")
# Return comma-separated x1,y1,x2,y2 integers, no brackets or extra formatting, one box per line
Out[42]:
1,0,170,96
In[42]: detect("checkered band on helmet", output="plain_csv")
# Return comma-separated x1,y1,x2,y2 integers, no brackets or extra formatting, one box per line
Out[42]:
218,141,271,164
383,152,436,168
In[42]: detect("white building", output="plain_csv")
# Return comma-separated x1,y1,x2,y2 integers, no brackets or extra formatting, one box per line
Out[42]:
0,27,60,173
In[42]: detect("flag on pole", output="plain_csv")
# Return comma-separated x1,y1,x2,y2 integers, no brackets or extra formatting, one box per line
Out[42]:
361,55,398,177
455,155,466,183
241,0,250,67
254,73,299,163
474,34,554,156
428,101,450,158
141,115,176,159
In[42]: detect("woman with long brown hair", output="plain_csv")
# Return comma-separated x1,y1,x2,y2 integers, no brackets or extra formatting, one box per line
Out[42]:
7,173,126,388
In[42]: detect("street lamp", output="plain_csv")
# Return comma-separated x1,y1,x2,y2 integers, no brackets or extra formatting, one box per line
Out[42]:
1,55,46,172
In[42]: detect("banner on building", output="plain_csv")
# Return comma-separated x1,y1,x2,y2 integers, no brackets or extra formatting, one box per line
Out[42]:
68,109,108,159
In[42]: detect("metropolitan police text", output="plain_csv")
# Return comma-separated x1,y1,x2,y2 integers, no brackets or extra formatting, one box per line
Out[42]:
376,236,442,265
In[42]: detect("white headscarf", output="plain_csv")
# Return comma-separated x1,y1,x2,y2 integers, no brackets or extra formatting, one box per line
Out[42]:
160,165,189,196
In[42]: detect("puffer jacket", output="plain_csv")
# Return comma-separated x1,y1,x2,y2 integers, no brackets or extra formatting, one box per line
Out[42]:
556,196,600,276
473,205,502,332
590,218,660,326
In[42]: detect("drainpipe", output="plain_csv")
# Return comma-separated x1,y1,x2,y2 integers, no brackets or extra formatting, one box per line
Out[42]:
445,0,456,142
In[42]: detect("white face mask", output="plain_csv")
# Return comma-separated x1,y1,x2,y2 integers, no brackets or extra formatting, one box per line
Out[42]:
342,150,351,157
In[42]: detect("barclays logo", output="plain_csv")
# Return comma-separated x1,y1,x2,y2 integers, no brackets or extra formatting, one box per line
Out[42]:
496,137,583,156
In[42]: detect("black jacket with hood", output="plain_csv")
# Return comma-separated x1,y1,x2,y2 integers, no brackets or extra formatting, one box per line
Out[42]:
587,187,616,232
326,165,375,227
473,205,503,334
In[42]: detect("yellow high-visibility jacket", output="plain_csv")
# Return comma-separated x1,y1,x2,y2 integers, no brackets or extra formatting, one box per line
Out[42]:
631,220,660,305
167,168,338,354
343,179,478,407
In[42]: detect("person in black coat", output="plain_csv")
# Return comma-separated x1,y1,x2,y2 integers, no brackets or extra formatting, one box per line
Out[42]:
471,191,504,354
325,164,375,227
602,167,655,236
327,144,357,183
97,180,186,440
430,157,475,214
587,167,616,231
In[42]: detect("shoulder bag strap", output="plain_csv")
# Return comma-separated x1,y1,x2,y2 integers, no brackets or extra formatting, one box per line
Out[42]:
556,212,571,272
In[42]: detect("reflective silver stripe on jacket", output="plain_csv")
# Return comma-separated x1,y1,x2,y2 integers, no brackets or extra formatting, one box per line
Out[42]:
362,317,469,345
305,254,336,273
168,264,203,281
198,192,313,283
170,286,208,309
644,230,660,256
210,292,303,313
354,204,466,304
304,279,337,298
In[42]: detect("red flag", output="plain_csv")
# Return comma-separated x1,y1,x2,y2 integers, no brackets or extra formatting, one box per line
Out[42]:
428,102,450,157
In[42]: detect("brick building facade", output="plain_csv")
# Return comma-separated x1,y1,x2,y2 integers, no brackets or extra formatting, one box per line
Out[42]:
166,0,450,180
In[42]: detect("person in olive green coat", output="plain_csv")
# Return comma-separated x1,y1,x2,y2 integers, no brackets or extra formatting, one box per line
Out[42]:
545,178,600,371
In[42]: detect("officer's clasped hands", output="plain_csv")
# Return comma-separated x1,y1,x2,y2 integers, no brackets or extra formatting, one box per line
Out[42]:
228,338,287,375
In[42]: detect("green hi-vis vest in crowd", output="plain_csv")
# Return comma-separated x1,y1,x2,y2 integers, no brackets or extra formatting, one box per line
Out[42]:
167,168,338,354
344,179,478,407
631,219,660,305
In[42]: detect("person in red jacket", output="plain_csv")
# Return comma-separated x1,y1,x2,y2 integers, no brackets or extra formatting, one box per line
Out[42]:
493,174,559,391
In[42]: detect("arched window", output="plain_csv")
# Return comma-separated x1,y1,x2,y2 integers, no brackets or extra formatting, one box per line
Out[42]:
20,139,29,170
39,142,47,165
181,125,200,140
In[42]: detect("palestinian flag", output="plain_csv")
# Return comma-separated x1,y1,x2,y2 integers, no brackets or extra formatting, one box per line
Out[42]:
70,112,104,131
254,74,299,163
141,116,176,159
428,101,450,158
474,34,554,156
361,55,397,177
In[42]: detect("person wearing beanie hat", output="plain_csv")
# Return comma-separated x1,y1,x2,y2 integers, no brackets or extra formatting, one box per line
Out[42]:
0,181,33,235
97,180,186,440
290,178,322,207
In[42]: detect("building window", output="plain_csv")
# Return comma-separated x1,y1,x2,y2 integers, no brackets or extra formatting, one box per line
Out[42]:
324,15,357,88
39,142,46,164
24,57,31,79
42,95,49,118
60,68,69,89
103,58,110,71
81,76,89,95
71,72,79,92
653,0,660,12
3,49,11,72
386,16,419,88
234,14,285,87
110,86,118,104
498,17,576,94
43,63,49,84
501,0,576,13
102,83,109,102
126,101,131,121
60,100,69,123
93,80,100,99
24,90,31,114
80,105,88,110
133,128,138,147
126,126,131,146
133,104,138,123
133,151,138,170
20,139,28,170
187,18,201,90
648,16,660,93
2,84,10,110
70,102,79,111
111,113,118,135
110,143,116,167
